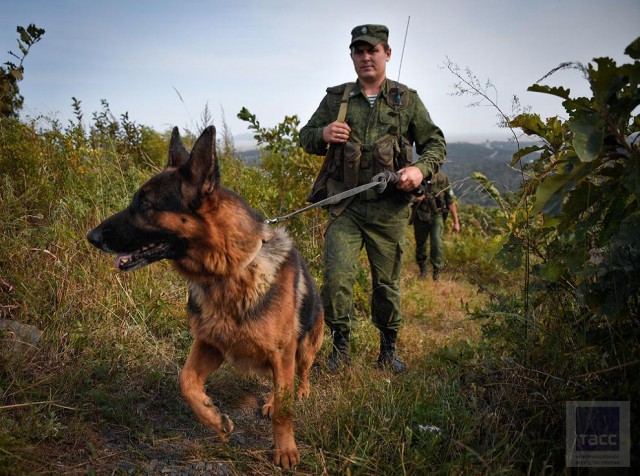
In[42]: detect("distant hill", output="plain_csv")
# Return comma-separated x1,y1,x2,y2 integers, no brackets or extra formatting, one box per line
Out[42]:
233,140,531,207
443,141,527,206
235,148,261,167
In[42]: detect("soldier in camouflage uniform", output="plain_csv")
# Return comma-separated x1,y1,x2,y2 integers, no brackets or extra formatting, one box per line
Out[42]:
411,171,460,281
299,24,446,373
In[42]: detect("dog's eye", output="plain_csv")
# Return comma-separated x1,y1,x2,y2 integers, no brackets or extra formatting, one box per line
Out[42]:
139,199,152,211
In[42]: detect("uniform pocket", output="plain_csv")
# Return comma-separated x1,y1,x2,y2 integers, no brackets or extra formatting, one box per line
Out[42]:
342,139,361,188
372,134,398,174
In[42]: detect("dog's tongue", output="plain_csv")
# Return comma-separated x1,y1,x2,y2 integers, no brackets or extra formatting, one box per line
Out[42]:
114,254,132,269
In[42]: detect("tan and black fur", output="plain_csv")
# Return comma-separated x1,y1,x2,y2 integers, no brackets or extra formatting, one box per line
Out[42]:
87,126,324,468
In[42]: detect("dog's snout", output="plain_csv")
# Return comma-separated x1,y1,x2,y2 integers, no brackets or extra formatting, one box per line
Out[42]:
86,227,103,248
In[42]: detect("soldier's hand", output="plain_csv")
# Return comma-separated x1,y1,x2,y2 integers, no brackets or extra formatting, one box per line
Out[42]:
323,122,351,144
396,166,424,192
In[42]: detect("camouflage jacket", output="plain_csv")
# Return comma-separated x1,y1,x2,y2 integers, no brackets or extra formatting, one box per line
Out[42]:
300,78,446,187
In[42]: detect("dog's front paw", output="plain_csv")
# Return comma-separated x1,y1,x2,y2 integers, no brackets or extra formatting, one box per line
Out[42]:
217,413,234,441
274,443,300,469
296,383,311,400
261,394,275,418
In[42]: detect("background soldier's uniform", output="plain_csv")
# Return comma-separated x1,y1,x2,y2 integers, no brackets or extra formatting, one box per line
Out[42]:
300,75,446,369
411,171,456,279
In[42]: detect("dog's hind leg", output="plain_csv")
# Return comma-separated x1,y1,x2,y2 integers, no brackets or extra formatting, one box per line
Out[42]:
179,339,234,441
270,347,300,469
295,310,324,400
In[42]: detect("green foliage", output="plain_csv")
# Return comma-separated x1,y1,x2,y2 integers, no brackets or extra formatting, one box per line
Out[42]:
0,110,188,474
444,204,513,289
493,38,639,469
87,99,146,159
509,37,639,324
1,24,45,118
237,107,327,274
237,107,317,214
442,37,640,472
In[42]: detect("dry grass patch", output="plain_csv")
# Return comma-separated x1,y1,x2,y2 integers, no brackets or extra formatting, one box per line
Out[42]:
401,263,484,361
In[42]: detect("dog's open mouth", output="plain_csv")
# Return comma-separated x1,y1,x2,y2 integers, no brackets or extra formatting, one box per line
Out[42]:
114,243,171,271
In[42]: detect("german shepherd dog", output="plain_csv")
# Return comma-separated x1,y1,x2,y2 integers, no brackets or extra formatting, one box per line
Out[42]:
87,126,324,468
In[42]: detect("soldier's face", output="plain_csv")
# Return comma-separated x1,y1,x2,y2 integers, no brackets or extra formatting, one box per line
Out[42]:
350,42,390,83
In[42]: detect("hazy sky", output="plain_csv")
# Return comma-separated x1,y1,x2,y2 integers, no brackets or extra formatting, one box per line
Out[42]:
2,0,639,146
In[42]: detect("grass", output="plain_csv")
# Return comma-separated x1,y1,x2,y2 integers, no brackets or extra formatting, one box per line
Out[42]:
0,117,491,475
0,220,493,476
1,244,489,475
1,117,637,474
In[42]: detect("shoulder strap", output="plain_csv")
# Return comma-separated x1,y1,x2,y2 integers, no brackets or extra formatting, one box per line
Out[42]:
336,83,355,123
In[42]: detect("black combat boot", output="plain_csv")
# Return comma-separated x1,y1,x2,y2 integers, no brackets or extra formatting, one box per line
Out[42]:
376,329,406,373
418,264,427,279
327,330,351,371
432,267,440,281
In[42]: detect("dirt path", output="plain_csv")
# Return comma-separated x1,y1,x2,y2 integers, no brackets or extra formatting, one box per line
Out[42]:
47,372,276,475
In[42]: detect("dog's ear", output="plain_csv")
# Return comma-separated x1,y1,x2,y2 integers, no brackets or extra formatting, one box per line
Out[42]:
167,126,190,169
184,126,220,203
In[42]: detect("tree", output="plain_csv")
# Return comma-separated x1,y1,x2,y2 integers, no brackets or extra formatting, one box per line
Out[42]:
237,107,328,273
1,24,45,118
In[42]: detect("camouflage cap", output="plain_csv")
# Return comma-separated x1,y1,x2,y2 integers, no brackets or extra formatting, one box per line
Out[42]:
349,24,389,48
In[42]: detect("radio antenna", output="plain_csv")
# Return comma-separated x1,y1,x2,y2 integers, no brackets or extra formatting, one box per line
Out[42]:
397,16,411,83
393,16,411,153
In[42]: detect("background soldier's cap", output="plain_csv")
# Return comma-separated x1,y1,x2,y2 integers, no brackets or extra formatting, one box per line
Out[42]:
349,24,389,48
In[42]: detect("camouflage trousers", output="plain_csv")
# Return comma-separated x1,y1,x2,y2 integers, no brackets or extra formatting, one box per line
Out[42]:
321,197,410,335
413,214,445,270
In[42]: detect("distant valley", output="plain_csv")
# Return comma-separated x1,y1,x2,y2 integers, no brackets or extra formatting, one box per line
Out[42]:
442,141,526,206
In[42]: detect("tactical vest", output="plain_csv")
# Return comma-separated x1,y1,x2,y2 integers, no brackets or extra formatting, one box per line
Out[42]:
307,80,414,209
